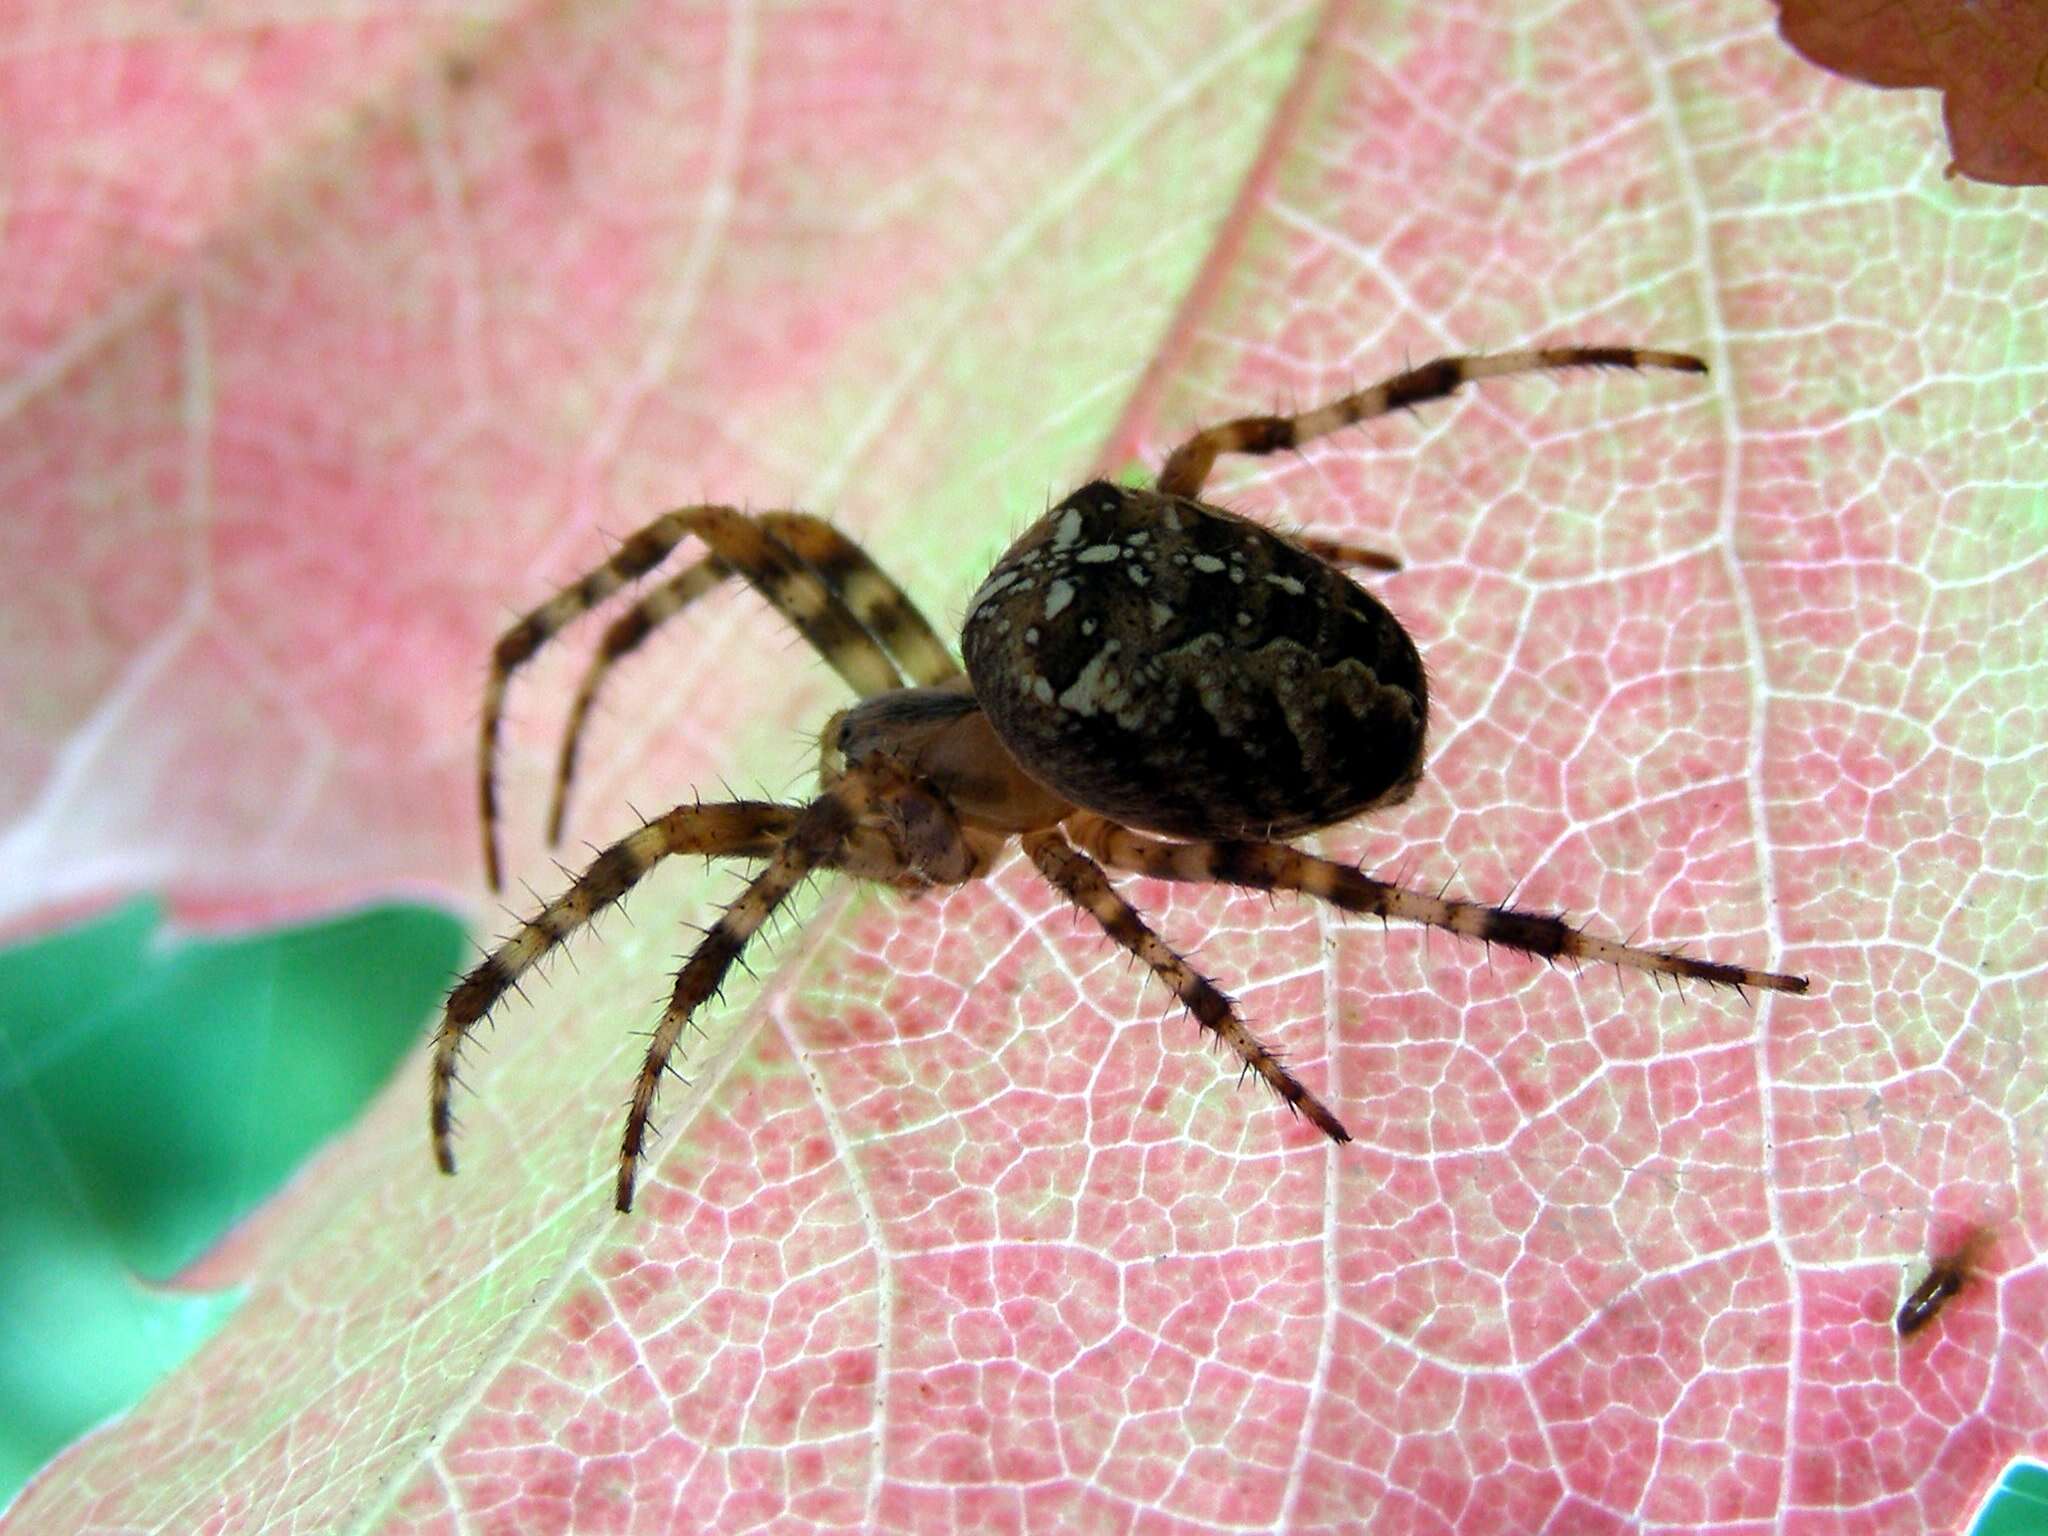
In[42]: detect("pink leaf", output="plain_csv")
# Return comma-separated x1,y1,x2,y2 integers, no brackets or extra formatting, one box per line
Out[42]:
7,3,2044,1532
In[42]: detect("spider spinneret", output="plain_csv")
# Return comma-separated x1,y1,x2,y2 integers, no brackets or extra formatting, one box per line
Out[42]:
433,344,1810,1213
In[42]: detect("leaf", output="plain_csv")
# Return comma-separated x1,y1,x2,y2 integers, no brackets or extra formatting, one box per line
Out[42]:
6,3,2045,1532
0,898,464,1500
1778,0,2048,187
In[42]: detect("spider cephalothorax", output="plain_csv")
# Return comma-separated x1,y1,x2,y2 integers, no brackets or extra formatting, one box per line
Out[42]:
433,344,1810,1213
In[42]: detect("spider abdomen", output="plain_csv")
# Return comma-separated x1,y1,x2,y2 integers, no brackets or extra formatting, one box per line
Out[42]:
961,481,1427,840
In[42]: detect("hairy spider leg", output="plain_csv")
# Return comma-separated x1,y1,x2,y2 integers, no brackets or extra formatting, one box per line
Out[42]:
432,800,800,1178
1154,345,1709,498
481,505,906,889
1290,534,1402,573
617,756,964,1211
757,513,961,685
550,561,728,846
1068,816,1809,996
548,511,962,844
1022,827,1351,1144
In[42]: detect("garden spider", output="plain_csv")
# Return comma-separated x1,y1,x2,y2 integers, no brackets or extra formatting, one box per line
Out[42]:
432,344,1810,1212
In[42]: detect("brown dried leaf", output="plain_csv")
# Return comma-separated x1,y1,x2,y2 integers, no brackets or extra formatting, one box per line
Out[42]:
1780,0,2048,185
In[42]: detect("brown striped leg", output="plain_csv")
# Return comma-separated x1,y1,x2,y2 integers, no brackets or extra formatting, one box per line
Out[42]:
616,756,957,1211
1067,815,1809,996
1021,827,1350,1145
547,560,727,846
756,513,960,685
1155,346,1709,498
546,513,960,845
430,799,798,1180
481,504,906,891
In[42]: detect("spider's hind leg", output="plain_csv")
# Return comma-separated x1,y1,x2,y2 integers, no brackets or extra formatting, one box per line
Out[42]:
1068,815,1808,996
1290,534,1402,573
1022,826,1350,1144
1155,345,1707,498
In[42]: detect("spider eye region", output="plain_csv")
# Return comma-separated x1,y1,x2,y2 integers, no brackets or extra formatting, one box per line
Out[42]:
962,481,1427,840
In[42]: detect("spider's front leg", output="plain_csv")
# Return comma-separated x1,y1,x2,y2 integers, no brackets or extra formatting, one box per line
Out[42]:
615,755,977,1212
480,505,913,890
431,799,797,1179
547,512,964,846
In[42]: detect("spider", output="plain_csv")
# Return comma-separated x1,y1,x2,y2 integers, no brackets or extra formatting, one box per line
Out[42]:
432,344,1811,1213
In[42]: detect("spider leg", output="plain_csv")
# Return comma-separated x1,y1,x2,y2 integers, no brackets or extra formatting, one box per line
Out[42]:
546,511,961,845
1067,815,1809,995
616,755,951,1211
1290,534,1401,573
756,512,961,686
549,560,728,845
1155,346,1708,498
481,504,906,890
1021,826,1350,1144
431,799,798,1179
